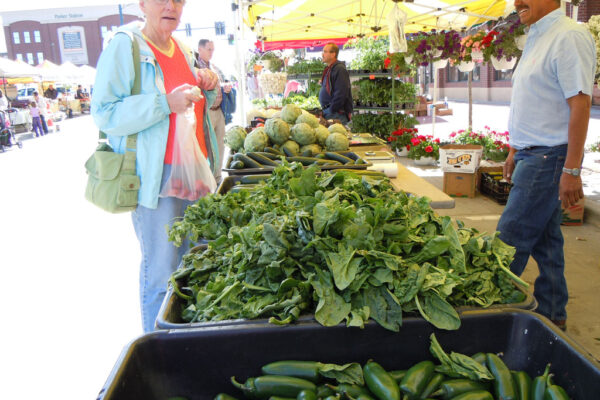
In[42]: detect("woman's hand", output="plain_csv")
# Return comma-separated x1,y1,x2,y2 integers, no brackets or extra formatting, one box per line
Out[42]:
166,84,202,114
197,68,218,91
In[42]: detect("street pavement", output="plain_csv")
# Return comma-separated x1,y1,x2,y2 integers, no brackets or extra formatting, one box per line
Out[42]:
0,102,598,399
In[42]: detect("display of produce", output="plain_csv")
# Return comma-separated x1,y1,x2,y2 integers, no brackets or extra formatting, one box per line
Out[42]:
351,112,418,141
259,71,288,95
168,163,527,331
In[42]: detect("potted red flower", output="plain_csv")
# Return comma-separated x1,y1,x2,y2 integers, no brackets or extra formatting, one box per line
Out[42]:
407,135,440,165
388,127,418,157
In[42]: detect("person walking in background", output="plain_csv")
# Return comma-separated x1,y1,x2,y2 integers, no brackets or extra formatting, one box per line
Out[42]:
29,101,44,137
496,0,596,331
318,43,352,124
92,0,219,333
44,84,58,100
33,92,48,134
75,85,85,100
197,39,232,183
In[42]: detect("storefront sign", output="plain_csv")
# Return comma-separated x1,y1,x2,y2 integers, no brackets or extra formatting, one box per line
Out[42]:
57,26,89,65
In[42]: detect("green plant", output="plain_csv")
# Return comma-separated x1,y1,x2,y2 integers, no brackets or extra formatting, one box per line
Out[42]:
353,78,417,107
287,58,326,74
482,19,525,62
351,112,418,140
408,135,440,160
261,51,285,72
450,126,510,161
589,140,600,152
387,127,417,152
344,36,389,71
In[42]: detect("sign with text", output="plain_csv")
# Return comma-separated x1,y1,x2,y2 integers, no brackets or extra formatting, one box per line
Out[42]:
57,26,89,65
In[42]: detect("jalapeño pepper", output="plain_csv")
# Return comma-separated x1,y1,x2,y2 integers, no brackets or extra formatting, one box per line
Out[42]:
399,361,435,400
327,383,374,399
231,375,317,399
449,390,494,400
363,361,401,400
471,353,487,369
531,364,551,400
214,394,238,400
511,371,532,400
261,361,320,383
432,379,489,400
297,390,317,400
388,370,407,383
486,353,517,400
419,373,445,399
317,385,335,398
544,384,570,400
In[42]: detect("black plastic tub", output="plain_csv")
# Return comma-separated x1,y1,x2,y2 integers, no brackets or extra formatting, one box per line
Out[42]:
99,309,600,400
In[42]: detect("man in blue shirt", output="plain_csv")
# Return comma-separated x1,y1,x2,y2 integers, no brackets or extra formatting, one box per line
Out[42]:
497,0,596,331
319,43,353,124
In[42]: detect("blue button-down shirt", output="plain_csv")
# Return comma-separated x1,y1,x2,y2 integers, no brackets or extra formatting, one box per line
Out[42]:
508,9,596,150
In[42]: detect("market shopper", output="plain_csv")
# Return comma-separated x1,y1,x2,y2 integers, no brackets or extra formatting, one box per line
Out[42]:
497,0,596,331
44,84,58,100
91,0,219,333
33,92,48,134
29,101,44,137
75,84,85,100
197,39,234,182
318,43,352,124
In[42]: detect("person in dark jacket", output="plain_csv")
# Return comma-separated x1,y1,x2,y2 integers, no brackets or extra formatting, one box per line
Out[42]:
318,43,352,124
44,84,58,100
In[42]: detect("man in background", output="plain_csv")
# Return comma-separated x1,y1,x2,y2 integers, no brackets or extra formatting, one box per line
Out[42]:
197,39,234,183
318,43,352,124
44,84,58,100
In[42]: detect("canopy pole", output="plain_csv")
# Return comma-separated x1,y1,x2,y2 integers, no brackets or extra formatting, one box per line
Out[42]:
432,66,437,137
468,70,472,130
235,0,247,127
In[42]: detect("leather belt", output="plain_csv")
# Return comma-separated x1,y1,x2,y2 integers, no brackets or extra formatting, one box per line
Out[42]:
210,106,221,111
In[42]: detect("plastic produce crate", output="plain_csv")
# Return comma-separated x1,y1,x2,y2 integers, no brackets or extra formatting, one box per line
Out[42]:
99,309,600,400
480,171,512,204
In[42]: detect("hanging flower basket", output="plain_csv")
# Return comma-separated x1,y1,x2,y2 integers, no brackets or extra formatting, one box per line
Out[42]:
433,58,449,69
457,61,475,72
515,35,527,51
404,55,413,64
414,156,436,166
471,50,484,61
491,56,517,71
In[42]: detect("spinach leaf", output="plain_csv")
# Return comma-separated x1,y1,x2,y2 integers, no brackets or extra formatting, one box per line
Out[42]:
415,291,460,330
429,334,494,381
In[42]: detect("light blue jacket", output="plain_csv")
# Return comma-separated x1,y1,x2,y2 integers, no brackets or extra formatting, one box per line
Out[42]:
91,22,219,209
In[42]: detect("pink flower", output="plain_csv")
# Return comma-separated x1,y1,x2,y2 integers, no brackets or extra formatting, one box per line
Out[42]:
449,132,457,138
458,129,465,133
411,137,421,146
484,125,490,130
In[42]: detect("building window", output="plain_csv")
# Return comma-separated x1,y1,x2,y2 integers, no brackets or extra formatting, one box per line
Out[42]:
24,31,31,43
34,30,41,43
26,53,34,64
16,53,23,62
447,65,481,82
37,52,44,64
494,69,513,81
13,32,20,44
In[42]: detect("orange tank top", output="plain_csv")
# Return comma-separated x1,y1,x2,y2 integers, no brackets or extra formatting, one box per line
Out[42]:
145,38,206,164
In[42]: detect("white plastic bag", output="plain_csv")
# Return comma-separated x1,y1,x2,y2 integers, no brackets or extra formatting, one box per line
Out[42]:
387,4,407,53
160,95,217,201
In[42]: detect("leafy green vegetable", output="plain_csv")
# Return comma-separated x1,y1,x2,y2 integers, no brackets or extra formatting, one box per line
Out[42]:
429,333,494,381
317,362,364,385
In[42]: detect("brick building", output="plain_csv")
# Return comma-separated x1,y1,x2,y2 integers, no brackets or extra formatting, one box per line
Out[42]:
1,4,143,67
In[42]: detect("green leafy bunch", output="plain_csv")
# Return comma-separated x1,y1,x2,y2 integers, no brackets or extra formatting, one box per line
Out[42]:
168,162,527,332
344,36,389,71
351,112,418,140
287,58,326,75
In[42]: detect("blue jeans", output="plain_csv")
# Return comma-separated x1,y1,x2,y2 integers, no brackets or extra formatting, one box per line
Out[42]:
497,145,568,321
131,165,195,332
323,109,349,124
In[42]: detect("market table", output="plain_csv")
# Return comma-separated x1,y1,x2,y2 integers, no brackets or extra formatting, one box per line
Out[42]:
351,144,455,209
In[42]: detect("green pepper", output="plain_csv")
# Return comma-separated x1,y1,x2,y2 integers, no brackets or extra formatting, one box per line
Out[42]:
471,353,487,369
432,379,489,400
317,385,336,398
327,383,374,399
261,361,321,383
231,375,317,399
511,371,532,400
324,396,340,400
214,394,238,400
543,384,570,400
486,353,517,400
531,364,551,400
388,370,407,383
269,397,295,400
448,390,494,400
297,390,317,400
399,361,435,400
363,361,401,400
419,373,445,399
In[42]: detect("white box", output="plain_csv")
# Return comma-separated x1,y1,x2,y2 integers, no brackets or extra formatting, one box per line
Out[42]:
439,144,483,174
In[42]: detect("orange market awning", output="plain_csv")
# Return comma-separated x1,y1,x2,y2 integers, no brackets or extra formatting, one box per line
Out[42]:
244,0,513,47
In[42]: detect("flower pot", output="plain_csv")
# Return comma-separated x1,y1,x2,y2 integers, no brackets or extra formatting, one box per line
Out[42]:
457,61,475,72
471,50,484,61
413,156,436,166
404,55,413,64
433,58,448,69
515,35,527,51
491,56,517,71
395,147,409,157
433,49,443,58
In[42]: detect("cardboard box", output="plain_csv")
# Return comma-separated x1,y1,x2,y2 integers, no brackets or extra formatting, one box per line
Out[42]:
439,144,483,174
561,198,585,226
443,172,476,198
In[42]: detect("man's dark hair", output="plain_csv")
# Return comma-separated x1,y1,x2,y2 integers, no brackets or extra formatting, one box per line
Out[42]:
198,39,212,48
33,91,38,96
325,43,339,58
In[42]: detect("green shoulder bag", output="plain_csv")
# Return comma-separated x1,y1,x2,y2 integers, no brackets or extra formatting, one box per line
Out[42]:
84,35,141,213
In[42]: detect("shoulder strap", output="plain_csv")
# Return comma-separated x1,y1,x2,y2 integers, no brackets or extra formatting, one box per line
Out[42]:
99,34,141,148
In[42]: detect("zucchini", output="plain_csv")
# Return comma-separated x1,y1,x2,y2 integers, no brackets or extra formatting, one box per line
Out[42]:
301,149,314,157
325,152,354,164
355,158,367,165
336,151,358,160
282,146,297,157
247,152,278,166
314,153,327,159
286,156,325,166
229,160,244,169
240,175,270,184
255,151,280,160
264,147,284,156
233,153,262,168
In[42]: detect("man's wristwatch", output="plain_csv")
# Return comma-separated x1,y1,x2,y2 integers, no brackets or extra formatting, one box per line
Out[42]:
562,167,581,176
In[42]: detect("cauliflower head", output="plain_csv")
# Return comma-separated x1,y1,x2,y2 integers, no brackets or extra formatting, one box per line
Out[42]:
280,104,303,124
224,126,247,152
244,127,269,152
281,140,300,155
291,123,316,146
328,123,347,135
295,112,320,128
325,132,350,151
264,118,290,145
315,125,330,147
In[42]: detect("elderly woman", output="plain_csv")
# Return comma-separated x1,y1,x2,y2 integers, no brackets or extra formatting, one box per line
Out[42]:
91,0,220,332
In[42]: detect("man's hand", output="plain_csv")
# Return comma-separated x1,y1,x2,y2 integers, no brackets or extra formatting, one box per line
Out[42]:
503,148,517,183
166,84,202,114
559,173,584,209
197,68,218,91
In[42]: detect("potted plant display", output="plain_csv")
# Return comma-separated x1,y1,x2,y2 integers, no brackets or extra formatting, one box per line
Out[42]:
388,127,418,157
408,134,440,165
482,19,526,70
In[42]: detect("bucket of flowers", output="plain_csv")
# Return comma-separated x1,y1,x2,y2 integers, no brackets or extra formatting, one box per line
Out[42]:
482,19,526,70
388,127,418,157
408,134,440,165
449,126,510,161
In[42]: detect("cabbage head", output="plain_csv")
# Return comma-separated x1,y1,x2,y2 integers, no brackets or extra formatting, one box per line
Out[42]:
295,112,320,128
264,118,290,145
281,104,303,124
328,123,347,135
300,144,322,156
291,123,316,146
224,126,247,152
281,140,300,155
325,132,350,151
244,127,269,152
315,125,330,147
